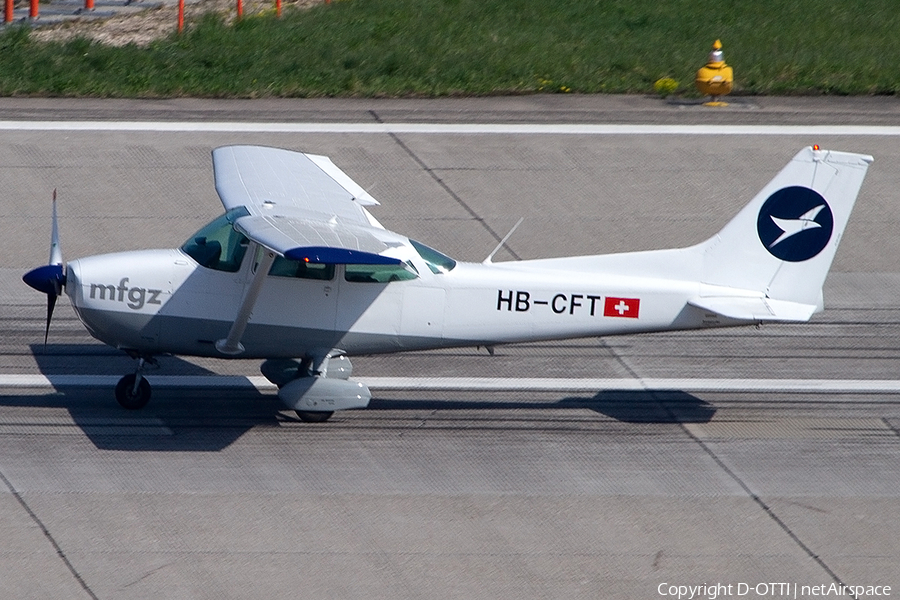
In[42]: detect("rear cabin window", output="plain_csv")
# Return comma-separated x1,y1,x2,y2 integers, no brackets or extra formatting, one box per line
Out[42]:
345,262,418,283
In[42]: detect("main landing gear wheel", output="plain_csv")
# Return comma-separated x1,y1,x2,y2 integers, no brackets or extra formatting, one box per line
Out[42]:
295,410,334,423
115,374,152,410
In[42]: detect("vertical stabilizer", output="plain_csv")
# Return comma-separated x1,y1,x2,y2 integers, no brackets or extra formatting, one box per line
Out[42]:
699,147,872,308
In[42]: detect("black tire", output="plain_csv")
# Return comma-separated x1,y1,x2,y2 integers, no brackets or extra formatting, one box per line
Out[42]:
115,374,152,410
295,410,334,423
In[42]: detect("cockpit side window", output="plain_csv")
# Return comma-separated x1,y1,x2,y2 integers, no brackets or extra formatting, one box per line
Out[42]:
410,239,457,274
269,257,335,280
181,207,250,273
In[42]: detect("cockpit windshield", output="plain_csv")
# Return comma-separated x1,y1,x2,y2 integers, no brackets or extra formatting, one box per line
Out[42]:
181,207,250,272
410,239,456,274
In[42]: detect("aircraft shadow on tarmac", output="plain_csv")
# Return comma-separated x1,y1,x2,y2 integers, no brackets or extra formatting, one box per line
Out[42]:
15,344,285,452
6,344,715,451
369,391,716,425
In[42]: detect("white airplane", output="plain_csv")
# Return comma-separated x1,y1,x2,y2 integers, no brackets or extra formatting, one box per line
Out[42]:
23,145,872,422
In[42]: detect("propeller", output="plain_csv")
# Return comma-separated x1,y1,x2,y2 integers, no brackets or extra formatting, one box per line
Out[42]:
22,190,67,345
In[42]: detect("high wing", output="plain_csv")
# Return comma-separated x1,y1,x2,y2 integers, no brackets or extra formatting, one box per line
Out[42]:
210,145,411,356
213,145,377,219
212,145,404,265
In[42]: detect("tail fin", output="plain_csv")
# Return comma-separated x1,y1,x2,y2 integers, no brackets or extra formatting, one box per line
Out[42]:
691,146,872,321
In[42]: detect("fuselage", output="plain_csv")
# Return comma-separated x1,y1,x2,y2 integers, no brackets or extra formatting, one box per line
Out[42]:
64,240,730,360
18,146,871,418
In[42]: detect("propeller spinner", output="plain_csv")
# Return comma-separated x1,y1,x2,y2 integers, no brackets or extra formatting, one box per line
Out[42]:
22,191,67,344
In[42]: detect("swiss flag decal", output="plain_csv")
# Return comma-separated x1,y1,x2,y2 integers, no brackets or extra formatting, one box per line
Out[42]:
603,297,640,318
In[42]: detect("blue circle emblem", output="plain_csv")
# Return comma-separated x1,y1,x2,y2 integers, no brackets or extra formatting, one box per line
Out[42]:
757,186,833,262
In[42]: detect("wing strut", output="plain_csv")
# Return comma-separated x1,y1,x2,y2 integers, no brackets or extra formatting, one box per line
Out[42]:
216,243,277,356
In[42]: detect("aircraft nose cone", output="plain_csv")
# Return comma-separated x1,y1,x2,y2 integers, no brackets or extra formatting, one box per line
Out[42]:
23,263,66,295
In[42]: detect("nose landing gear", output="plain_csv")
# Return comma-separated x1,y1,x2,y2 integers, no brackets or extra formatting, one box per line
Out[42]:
115,355,156,410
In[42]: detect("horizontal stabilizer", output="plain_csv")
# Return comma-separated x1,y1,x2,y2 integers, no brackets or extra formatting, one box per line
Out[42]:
688,296,818,322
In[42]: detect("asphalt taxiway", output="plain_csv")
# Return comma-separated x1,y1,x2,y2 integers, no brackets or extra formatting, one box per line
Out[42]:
0,96,898,599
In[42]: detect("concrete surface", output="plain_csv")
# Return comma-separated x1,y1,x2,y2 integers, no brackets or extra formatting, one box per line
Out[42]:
0,96,898,599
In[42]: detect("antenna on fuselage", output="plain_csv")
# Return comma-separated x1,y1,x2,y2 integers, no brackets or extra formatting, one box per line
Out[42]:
483,217,524,265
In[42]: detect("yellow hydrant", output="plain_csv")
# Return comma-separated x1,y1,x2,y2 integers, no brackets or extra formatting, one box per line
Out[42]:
695,39,733,105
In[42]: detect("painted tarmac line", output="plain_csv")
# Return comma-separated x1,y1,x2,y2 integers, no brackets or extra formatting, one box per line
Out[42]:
1,122,900,135
2,375,900,393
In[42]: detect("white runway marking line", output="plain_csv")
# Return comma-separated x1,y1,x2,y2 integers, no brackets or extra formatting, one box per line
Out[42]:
1,122,900,135
2,375,900,393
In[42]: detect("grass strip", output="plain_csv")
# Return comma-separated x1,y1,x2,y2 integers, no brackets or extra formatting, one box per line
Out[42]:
1,0,898,97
